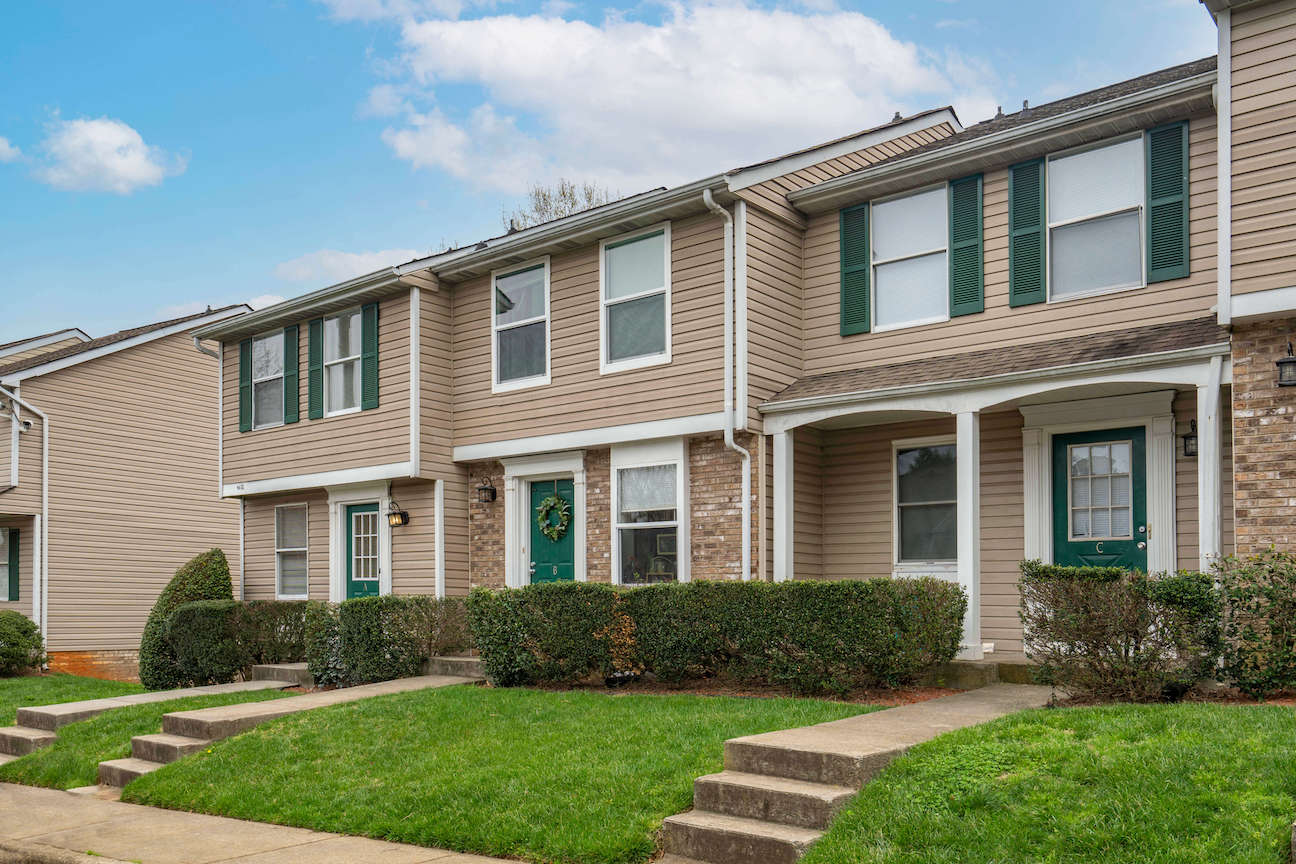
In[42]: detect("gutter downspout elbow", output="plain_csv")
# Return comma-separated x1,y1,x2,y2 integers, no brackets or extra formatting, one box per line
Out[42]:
193,335,220,360
702,189,753,582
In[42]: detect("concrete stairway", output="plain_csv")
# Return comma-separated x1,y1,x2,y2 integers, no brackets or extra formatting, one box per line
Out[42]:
660,684,1052,864
425,655,484,679
249,662,314,688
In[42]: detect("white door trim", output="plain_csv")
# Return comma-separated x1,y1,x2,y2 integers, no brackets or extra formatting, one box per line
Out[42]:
326,480,392,602
501,451,586,588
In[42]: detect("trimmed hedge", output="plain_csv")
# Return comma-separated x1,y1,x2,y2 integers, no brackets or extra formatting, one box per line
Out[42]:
0,610,44,676
139,549,234,690
1019,560,1221,701
168,600,245,685
1218,550,1296,699
309,595,471,687
466,578,967,695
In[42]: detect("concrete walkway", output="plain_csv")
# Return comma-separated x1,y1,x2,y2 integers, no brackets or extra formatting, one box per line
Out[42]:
0,784,511,863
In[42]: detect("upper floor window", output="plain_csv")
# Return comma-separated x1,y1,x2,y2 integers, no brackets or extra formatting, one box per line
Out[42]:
1047,137,1144,300
601,225,670,373
872,187,949,331
324,308,361,415
492,259,549,393
251,331,285,429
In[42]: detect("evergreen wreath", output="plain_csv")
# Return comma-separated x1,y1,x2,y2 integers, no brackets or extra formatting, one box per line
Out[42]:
535,494,571,542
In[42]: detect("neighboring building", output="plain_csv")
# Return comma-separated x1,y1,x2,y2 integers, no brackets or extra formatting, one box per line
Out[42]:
192,0,1296,661
0,307,246,680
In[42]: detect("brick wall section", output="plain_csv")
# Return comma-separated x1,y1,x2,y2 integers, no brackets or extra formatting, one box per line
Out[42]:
689,432,762,581
1231,319,1296,553
465,460,505,589
585,448,612,582
48,650,140,683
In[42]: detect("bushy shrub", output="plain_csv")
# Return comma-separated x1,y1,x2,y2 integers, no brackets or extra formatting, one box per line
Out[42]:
168,600,245,685
1019,560,1221,701
138,549,234,690
0,610,44,676
340,596,428,684
304,601,345,688
620,581,752,682
239,600,311,665
1218,550,1296,699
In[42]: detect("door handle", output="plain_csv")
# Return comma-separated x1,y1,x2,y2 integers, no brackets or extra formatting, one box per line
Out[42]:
1137,542,1147,550
528,561,536,576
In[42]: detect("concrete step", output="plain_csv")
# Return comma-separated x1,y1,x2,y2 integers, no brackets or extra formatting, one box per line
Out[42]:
0,725,56,756
693,771,856,830
661,810,822,864
655,856,711,864
249,663,314,688
0,752,19,766
724,738,900,788
98,757,164,787
16,679,295,731
131,733,210,764
424,655,484,679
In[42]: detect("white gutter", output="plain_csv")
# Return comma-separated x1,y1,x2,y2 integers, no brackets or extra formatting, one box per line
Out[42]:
702,189,752,582
0,383,48,641
1215,9,1232,327
734,201,749,433
192,336,224,498
409,286,422,477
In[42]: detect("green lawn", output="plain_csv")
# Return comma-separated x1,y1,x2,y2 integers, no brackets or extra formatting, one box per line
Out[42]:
0,688,294,790
125,686,875,864
0,674,142,726
801,703,1296,864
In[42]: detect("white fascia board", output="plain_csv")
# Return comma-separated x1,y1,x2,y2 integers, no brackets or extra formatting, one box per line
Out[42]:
2,308,247,384
0,329,90,361
223,461,414,498
726,110,961,191
1229,285,1296,322
453,412,726,462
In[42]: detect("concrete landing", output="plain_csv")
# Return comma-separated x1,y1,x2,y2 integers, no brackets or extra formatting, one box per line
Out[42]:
249,663,314,688
16,679,294,731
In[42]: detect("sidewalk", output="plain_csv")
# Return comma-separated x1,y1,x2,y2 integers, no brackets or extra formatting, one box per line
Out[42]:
0,784,512,863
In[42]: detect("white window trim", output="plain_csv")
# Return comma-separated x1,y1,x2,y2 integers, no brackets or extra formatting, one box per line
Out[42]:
892,434,958,571
250,330,286,431
599,222,672,375
322,307,363,418
869,184,951,333
1044,133,1147,305
326,480,392,602
274,503,309,601
501,451,586,588
610,438,690,586
490,256,551,394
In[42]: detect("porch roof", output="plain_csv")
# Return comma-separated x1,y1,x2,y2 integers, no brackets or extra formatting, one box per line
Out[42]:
763,317,1229,410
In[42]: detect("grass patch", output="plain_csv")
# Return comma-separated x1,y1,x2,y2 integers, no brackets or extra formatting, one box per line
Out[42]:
0,674,142,726
125,685,873,864
0,688,293,790
801,703,1296,864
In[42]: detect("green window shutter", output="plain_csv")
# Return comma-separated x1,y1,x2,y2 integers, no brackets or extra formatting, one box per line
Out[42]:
238,339,252,433
361,302,379,410
839,203,871,336
282,325,300,425
1008,159,1047,307
307,318,324,420
949,173,984,317
7,528,18,603
1146,121,1190,283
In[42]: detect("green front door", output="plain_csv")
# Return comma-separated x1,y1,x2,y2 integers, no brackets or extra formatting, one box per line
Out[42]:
1052,427,1148,570
529,479,575,583
346,502,381,598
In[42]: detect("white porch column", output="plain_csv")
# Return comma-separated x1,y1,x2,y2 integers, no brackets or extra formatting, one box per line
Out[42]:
1197,355,1224,570
503,475,520,588
956,411,983,660
773,430,794,583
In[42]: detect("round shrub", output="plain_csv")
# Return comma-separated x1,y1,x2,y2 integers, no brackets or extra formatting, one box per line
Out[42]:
168,600,245,685
0,610,44,676
138,548,234,690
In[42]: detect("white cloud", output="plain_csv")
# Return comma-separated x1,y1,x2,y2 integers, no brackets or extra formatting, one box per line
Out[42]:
319,0,472,21
247,294,288,310
0,137,20,163
159,294,288,320
37,117,185,194
274,248,424,284
370,4,999,194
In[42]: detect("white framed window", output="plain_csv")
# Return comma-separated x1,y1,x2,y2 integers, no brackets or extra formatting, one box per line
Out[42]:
600,223,671,374
275,503,309,600
323,308,362,416
251,331,286,430
491,258,550,393
893,436,957,564
611,439,688,585
1047,136,1144,301
871,185,949,332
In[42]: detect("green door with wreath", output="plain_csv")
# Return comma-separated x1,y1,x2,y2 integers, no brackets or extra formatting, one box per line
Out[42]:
530,479,575,583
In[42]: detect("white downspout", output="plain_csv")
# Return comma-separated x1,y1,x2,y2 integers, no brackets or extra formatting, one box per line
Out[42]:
0,384,48,640
702,189,753,581
1215,8,1232,327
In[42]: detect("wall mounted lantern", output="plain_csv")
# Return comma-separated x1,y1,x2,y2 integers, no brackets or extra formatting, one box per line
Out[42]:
1182,419,1198,458
476,478,498,503
387,497,410,527
1278,342,1296,387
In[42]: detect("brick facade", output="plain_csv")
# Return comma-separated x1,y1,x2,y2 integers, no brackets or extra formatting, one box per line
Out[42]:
1231,319,1296,553
465,460,506,589
48,650,140,683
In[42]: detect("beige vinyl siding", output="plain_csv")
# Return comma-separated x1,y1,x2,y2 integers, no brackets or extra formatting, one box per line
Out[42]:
1230,3,1296,295
0,408,43,516
21,331,239,652
792,426,823,579
736,123,959,226
2,337,83,365
1175,389,1236,564
745,207,804,429
222,292,413,486
0,515,34,620
451,213,725,447
978,410,1026,652
243,490,329,601
801,114,1219,377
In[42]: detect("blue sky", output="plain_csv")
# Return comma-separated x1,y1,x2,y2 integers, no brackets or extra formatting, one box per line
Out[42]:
0,0,1217,342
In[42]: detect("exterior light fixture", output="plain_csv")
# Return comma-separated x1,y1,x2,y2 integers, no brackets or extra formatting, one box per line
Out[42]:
476,478,497,504
1182,420,1198,458
1278,342,1296,387
387,497,410,527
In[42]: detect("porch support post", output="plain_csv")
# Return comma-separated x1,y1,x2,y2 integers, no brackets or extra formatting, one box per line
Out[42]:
1197,355,1223,570
773,430,794,583
503,475,520,588
956,411,983,660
